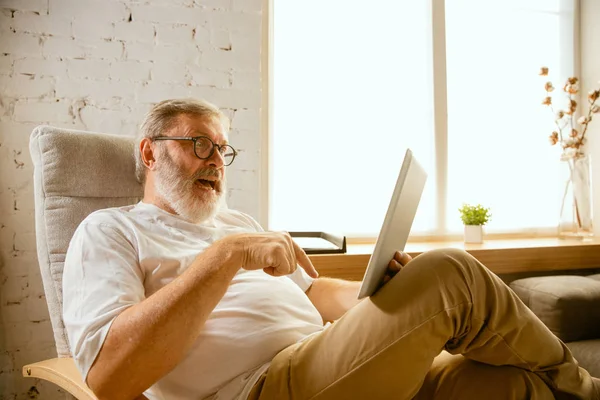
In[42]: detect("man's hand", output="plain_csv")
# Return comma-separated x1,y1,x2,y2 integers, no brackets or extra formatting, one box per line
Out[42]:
233,231,319,278
381,250,412,285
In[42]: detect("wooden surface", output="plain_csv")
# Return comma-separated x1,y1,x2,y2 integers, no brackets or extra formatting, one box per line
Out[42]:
23,358,98,400
309,237,600,281
22,358,149,400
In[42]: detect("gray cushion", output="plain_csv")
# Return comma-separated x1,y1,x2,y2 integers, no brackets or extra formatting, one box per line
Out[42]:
30,125,143,357
567,339,600,378
510,276,600,342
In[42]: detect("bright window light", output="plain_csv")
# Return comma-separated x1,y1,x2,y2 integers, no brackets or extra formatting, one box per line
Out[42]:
271,0,576,237
445,0,575,232
271,1,436,236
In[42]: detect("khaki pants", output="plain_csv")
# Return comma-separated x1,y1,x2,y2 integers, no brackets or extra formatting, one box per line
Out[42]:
248,248,595,400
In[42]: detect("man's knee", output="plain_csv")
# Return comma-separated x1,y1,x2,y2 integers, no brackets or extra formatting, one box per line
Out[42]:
414,247,471,261
409,248,481,276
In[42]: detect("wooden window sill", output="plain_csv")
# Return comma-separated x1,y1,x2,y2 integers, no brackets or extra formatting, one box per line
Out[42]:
308,237,600,281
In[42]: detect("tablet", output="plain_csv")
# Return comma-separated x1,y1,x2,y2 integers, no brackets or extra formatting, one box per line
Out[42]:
357,149,427,299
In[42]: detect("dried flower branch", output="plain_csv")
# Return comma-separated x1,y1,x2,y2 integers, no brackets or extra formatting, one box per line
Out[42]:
541,67,600,158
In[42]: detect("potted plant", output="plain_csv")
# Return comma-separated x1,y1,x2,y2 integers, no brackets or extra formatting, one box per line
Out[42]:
459,204,491,244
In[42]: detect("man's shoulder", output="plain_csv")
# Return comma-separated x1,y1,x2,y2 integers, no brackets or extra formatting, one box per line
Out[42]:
79,204,139,231
68,204,141,253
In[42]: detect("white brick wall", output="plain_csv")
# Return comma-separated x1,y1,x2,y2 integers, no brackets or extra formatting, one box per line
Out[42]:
0,0,263,398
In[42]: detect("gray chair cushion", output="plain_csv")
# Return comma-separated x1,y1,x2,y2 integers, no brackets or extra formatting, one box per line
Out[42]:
510,276,600,343
567,339,600,378
30,125,143,357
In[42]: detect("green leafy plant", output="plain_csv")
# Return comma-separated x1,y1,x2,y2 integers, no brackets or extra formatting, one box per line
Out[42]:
458,204,491,226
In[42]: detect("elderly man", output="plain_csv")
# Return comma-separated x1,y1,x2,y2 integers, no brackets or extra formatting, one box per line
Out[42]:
63,98,599,400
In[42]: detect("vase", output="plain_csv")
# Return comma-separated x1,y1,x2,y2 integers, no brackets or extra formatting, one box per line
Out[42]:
464,225,483,244
558,153,593,239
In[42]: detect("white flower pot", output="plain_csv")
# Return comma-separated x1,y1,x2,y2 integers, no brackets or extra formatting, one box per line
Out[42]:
464,225,483,244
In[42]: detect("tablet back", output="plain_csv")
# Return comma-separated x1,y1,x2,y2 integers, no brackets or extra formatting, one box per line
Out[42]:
357,149,428,299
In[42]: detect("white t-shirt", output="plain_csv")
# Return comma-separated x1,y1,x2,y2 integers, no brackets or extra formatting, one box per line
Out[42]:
62,202,325,400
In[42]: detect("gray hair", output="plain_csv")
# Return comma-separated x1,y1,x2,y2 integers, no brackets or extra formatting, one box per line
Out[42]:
134,98,229,184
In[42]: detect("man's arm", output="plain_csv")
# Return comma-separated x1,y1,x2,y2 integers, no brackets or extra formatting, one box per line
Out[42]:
305,277,362,322
86,232,317,400
87,237,241,400
306,251,412,322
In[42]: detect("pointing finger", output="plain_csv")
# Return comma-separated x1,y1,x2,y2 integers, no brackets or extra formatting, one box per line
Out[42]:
292,240,319,278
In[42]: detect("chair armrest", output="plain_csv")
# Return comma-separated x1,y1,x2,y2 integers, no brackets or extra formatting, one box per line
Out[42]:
23,357,98,400
23,357,150,400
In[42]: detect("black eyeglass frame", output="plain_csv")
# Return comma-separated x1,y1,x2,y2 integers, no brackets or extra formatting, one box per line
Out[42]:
153,136,238,166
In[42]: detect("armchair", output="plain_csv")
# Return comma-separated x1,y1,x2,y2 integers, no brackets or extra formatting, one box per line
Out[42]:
24,125,143,398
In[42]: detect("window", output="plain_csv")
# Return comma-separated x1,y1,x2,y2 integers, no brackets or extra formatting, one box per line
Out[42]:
269,0,577,237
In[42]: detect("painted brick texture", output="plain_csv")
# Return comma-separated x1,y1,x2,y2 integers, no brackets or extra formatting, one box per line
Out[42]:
0,0,263,398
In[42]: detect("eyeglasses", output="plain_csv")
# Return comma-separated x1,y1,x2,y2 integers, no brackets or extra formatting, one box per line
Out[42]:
153,136,238,166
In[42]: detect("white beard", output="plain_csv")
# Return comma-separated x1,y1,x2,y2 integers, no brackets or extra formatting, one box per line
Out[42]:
154,150,224,224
